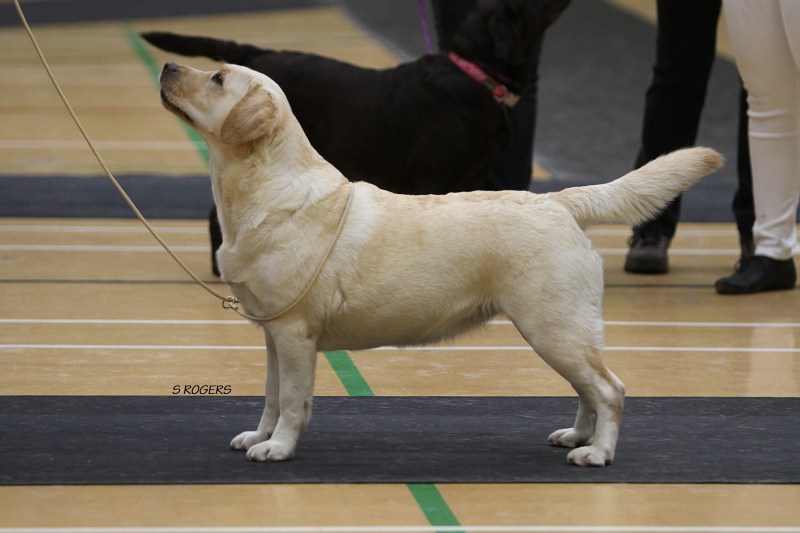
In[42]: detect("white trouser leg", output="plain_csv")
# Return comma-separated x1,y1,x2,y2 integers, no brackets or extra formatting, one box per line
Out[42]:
723,0,800,260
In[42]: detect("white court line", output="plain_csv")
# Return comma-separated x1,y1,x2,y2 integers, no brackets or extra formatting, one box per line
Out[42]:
602,320,800,327
0,228,772,236
596,248,738,255
0,526,798,533
0,245,208,252
0,225,205,234
0,244,735,254
0,344,797,353
367,346,800,353
0,140,206,150
586,227,799,237
4,244,799,255
595,247,800,255
489,320,800,328
0,319,247,325
0,78,153,86
0,344,264,350
586,228,741,237
2,319,798,328
0,228,776,236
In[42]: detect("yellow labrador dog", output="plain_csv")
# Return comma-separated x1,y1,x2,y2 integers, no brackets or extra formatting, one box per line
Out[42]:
159,61,722,467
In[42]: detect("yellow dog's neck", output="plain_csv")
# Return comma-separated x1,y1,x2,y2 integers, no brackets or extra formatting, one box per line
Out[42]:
207,117,349,247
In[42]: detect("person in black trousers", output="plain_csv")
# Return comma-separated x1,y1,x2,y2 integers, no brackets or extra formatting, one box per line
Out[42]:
431,0,546,191
625,0,754,274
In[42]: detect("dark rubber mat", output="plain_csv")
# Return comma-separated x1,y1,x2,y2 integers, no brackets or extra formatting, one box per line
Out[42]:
0,0,329,28
1,396,798,485
0,176,213,219
5,175,789,222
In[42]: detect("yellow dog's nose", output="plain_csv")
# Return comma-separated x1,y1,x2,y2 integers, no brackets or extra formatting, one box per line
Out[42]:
162,61,180,75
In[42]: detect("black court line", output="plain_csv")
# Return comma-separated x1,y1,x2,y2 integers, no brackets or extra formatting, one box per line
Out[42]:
1,396,798,484
0,0,330,27
0,176,214,220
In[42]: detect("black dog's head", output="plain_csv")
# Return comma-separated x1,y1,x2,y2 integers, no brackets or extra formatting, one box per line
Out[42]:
449,0,571,85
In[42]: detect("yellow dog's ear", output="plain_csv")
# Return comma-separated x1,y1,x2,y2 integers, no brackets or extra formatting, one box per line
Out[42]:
220,83,276,145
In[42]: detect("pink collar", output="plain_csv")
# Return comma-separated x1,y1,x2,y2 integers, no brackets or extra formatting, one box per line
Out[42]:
448,52,520,108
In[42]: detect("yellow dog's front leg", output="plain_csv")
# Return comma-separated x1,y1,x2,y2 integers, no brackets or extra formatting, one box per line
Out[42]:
244,333,317,462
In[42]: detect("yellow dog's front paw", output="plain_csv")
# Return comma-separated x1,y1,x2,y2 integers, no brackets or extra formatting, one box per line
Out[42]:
548,428,592,448
245,439,295,462
566,445,613,467
230,430,268,451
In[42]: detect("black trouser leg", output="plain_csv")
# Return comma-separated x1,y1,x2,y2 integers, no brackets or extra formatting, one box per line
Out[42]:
486,35,543,191
209,205,222,277
632,0,721,239
732,82,754,245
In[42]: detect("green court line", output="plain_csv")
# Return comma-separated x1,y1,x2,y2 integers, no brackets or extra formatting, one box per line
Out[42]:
123,24,209,165
323,349,462,530
125,23,460,530
325,350,461,530
323,350,374,397
123,24,163,83
407,483,463,532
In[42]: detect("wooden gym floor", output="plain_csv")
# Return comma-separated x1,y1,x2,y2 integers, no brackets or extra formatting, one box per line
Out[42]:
1,1,799,531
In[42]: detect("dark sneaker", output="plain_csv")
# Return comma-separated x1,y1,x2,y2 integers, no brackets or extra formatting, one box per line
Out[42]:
715,255,797,294
624,230,671,274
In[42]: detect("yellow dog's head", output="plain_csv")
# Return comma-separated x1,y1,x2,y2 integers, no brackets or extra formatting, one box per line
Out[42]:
159,62,287,146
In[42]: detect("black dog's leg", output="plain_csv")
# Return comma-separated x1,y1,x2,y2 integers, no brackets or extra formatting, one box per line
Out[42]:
209,205,222,277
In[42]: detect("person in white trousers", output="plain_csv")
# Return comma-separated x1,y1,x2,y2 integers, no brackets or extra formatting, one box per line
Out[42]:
717,0,799,293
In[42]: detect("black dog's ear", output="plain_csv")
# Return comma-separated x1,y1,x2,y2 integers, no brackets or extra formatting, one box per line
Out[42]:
540,0,572,25
489,1,524,66
491,0,571,64
220,83,276,145
503,2,518,20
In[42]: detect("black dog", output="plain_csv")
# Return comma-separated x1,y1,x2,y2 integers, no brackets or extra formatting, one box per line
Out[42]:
142,0,570,274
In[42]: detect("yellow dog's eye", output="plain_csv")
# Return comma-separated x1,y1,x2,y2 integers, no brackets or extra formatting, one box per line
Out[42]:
212,73,224,86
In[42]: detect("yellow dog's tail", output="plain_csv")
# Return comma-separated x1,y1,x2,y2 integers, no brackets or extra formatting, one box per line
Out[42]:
551,147,723,228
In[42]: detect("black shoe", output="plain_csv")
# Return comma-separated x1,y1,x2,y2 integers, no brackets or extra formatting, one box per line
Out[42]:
624,230,671,274
715,255,797,294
